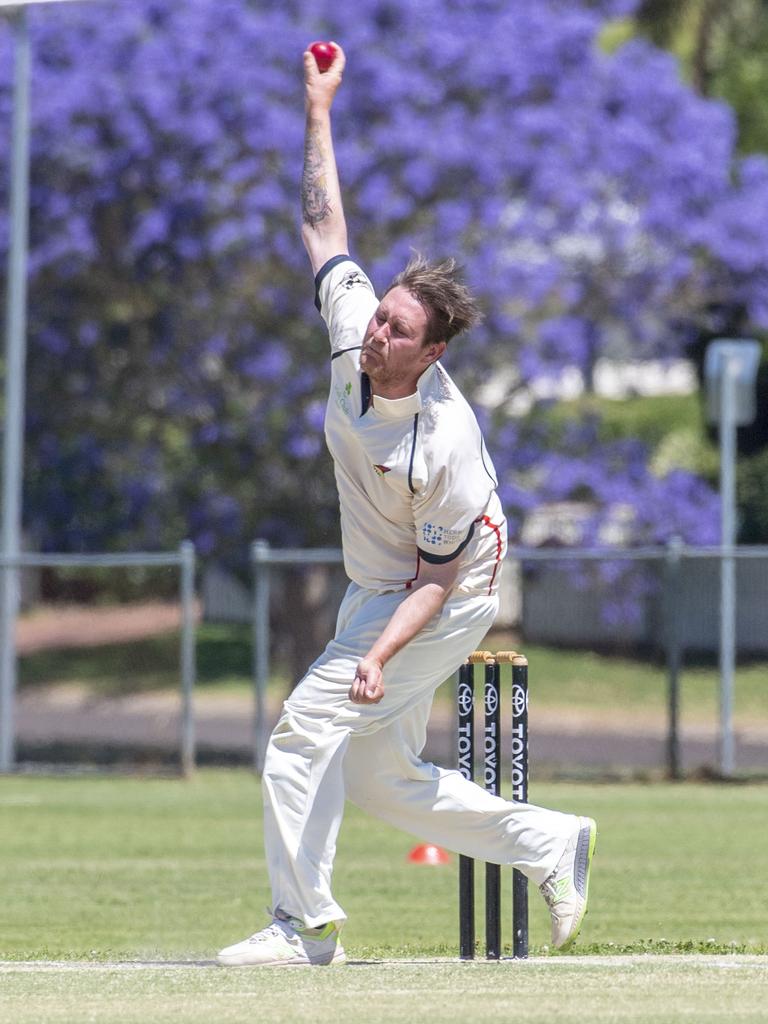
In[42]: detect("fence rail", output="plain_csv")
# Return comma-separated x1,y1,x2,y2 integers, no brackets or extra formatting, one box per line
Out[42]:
250,539,768,777
0,552,189,568
508,544,768,560
0,541,197,774
5,539,767,778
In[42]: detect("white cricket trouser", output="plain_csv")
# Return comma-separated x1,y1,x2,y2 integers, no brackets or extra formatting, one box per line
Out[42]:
262,581,577,927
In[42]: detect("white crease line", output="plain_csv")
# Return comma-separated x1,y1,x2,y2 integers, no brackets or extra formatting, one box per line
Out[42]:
0,956,765,972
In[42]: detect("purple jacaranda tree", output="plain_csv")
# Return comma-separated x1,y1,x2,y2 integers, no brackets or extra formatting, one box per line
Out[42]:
1,0,763,566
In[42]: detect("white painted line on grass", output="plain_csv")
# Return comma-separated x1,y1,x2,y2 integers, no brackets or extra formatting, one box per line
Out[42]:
0,961,218,971
0,955,765,972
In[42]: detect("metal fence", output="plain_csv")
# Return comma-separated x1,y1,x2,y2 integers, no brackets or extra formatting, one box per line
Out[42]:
250,539,768,777
0,541,197,774
7,539,764,778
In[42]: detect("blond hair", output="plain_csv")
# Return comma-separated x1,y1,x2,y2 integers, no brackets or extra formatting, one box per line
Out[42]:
386,254,483,346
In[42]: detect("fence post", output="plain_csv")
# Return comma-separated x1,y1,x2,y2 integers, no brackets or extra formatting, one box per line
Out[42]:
0,9,32,776
179,541,197,778
0,557,18,773
251,539,271,774
663,536,683,780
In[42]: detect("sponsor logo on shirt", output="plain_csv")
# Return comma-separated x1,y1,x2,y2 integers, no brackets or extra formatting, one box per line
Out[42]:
373,464,391,477
334,382,353,414
341,270,368,291
421,522,464,547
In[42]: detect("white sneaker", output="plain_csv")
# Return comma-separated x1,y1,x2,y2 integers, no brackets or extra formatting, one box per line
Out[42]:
217,910,345,967
539,816,597,951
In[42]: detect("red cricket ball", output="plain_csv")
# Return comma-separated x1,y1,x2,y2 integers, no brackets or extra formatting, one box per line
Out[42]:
309,41,337,73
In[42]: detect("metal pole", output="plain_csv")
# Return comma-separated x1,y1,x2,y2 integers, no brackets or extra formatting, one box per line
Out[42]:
251,539,271,774
179,540,196,777
719,360,738,777
664,536,683,780
0,7,32,773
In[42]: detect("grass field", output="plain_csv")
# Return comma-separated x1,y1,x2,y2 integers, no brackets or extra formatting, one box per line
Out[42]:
1,771,766,1022
2,958,766,1024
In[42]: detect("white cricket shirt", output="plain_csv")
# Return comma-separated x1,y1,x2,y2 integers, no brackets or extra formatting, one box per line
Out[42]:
315,256,507,596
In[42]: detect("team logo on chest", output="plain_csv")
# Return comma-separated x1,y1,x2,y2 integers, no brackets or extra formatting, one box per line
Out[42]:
373,464,391,477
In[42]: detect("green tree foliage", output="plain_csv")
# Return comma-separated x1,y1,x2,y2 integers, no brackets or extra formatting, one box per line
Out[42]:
635,0,768,154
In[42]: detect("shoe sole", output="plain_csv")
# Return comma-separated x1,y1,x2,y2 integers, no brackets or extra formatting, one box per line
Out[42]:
217,948,346,968
558,817,597,953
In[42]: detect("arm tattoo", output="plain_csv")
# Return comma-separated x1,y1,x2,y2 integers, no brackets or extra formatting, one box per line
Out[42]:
302,120,333,228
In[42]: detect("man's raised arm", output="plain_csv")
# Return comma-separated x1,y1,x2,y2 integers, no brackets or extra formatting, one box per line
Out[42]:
301,44,348,275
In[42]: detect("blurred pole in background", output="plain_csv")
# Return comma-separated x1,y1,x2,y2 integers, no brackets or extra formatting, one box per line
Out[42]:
0,7,31,772
179,540,197,778
251,539,271,775
1,2,99,771
705,338,761,779
663,535,683,781
718,359,737,779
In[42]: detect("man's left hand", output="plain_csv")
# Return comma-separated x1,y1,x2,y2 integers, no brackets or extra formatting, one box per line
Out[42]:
349,656,385,704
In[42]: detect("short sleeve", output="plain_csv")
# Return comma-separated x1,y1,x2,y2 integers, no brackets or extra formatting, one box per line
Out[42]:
411,416,499,563
412,466,489,564
314,256,379,356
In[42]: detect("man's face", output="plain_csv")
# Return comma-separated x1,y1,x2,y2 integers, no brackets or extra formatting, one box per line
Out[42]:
360,286,445,394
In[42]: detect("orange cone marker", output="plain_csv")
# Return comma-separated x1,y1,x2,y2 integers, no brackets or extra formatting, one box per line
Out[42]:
407,843,450,865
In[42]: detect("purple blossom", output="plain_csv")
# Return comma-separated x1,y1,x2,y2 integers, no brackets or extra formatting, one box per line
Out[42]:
287,435,322,460
239,344,290,383
0,0,754,557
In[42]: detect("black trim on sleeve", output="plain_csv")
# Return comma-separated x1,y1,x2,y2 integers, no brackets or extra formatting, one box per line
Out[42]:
407,413,419,495
418,522,475,564
314,254,352,312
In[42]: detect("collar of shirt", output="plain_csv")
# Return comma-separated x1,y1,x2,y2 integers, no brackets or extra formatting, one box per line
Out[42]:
370,363,437,420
